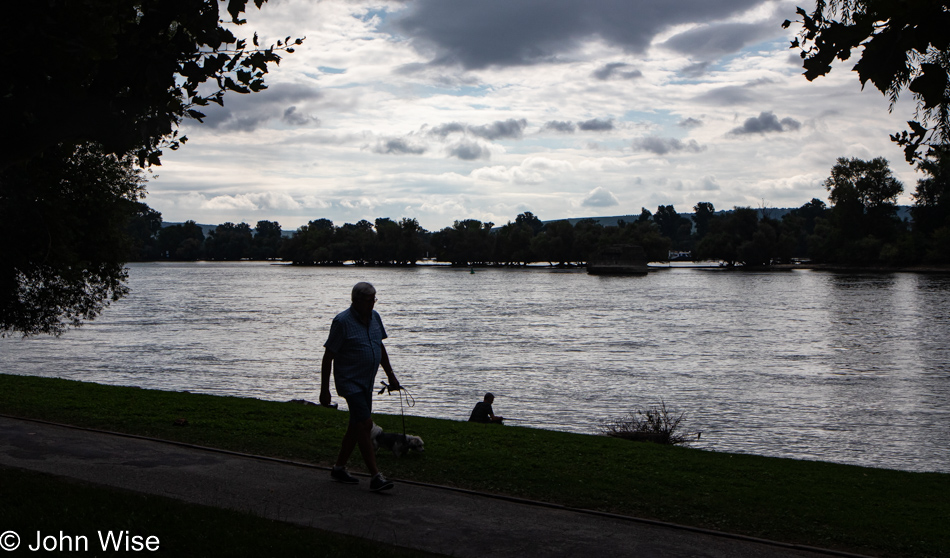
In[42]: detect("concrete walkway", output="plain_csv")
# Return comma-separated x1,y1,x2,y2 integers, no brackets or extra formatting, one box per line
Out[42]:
0,416,866,558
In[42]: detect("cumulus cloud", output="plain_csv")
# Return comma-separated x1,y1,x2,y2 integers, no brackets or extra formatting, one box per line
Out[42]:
338,199,377,213
582,187,620,208
543,120,576,133
470,157,572,184
390,0,762,69
729,111,802,135
469,118,528,140
578,118,614,132
428,122,468,138
373,137,427,155
448,140,490,160
698,176,721,191
428,119,527,140
592,62,642,80
678,117,703,128
203,192,303,211
631,136,706,155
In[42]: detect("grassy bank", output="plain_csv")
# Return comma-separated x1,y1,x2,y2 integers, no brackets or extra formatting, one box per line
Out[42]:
2,374,948,557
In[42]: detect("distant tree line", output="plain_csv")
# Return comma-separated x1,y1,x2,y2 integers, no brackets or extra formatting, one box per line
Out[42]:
126,151,949,267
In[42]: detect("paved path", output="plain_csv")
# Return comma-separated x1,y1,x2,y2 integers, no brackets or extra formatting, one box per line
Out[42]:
0,416,864,558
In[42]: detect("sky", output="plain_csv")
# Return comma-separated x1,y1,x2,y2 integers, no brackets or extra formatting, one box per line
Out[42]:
148,0,923,232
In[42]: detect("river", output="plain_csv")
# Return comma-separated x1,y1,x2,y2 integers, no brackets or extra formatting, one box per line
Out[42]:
2,262,948,473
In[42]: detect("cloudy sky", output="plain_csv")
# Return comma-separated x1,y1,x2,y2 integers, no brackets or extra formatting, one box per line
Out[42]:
149,0,921,232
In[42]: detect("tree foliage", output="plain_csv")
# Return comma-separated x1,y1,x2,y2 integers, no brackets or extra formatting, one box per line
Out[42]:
3,0,303,169
785,0,950,161
0,144,146,336
1,0,299,336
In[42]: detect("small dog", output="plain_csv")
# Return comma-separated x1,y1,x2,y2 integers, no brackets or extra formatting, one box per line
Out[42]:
370,423,424,457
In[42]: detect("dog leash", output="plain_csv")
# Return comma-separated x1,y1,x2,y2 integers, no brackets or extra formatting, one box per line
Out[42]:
378,381,414,437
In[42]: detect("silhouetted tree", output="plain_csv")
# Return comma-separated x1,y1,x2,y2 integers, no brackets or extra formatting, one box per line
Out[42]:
205,222,253,260
654,205,692,249
786,1,950,161
1,144,147,336
692,202,716,242
157,221,205,261
125,202,163,261
1,1,299,335
911,145,950,262
251,220,283,260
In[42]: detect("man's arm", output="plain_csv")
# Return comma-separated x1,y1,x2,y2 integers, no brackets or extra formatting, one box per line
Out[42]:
380,343,400,390
319,348,334,406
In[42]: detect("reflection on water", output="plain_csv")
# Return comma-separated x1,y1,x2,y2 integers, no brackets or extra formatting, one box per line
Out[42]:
3,262,949,473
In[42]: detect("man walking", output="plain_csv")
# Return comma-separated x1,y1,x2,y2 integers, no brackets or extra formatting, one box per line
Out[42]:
320,282,400,492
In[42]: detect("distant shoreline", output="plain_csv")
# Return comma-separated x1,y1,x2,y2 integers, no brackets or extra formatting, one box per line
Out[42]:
130,259,950,274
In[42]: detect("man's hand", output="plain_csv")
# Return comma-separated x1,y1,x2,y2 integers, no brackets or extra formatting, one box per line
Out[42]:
319,389,332,407
387,377,401,392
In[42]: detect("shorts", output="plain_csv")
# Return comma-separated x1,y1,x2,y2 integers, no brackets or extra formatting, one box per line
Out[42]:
343,389,373,424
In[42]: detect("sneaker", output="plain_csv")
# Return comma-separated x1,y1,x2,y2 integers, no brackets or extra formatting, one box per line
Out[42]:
369,472,394,492
330,466,359,484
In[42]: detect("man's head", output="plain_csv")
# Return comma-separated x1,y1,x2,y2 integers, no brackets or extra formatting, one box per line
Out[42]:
351,282,377,318
484,392,494,403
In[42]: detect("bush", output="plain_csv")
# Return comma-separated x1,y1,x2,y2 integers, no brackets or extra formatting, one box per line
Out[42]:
601,401,698,445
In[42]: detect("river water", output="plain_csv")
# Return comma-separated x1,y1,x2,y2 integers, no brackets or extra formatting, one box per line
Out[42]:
2,262,948,473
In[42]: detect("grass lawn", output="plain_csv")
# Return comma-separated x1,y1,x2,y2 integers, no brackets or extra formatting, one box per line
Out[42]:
0,466,442,557
1,373,947,557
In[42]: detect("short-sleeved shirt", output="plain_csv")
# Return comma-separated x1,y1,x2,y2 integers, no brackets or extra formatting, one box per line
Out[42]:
324,307,387,396
469,401,494,423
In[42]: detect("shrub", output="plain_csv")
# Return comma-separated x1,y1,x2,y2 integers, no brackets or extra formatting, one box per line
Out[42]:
601,401,698,445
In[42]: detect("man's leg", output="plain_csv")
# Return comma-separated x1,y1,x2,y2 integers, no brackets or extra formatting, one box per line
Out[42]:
336,389,378,474
331,390,373,483
353,417,379,476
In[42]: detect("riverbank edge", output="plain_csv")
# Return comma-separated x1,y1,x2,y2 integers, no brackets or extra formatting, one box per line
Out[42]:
1,374,947,557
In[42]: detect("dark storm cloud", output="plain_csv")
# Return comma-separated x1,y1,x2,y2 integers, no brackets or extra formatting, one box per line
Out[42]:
543,120,577,133
592,62,642,80
679,62,711,78
390,0,764,69
282,106,319,126
373,137,427,155
428,119,527,140
578,118,615,132
631,136,705,155
695,77,775,106
200,83,323,132
728,111,802,135
662,22,777,61
695,85,756,106
448,140,489,160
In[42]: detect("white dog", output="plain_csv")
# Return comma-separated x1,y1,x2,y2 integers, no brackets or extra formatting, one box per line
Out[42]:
370,423,424,457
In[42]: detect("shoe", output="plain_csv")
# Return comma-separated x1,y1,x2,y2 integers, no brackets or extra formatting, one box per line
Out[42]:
370,472,394,492
330,466,359,484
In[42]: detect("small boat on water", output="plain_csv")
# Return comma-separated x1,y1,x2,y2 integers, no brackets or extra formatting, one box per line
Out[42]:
587,244,649,275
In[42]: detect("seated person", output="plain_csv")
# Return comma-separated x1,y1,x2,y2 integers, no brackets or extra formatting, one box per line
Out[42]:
468,392,504,424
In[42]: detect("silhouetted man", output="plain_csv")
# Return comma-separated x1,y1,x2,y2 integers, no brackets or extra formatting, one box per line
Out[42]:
320,282,400,492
